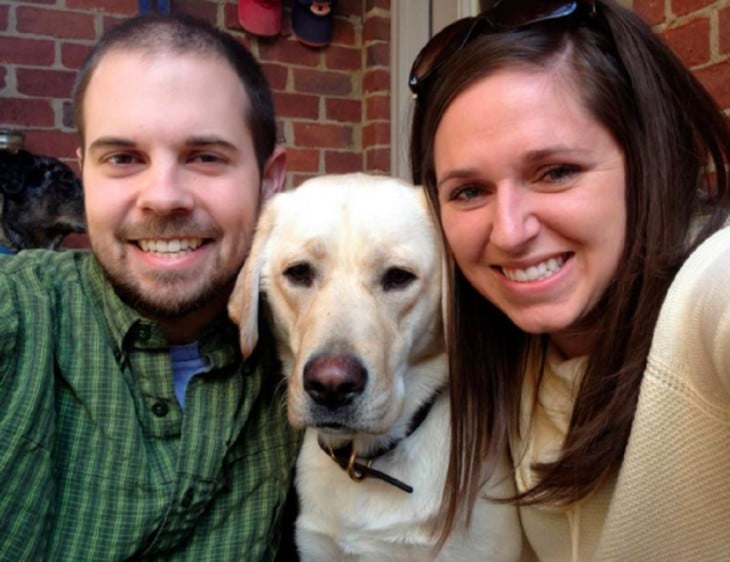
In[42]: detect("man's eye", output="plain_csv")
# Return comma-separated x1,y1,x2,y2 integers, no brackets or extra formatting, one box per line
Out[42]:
105,153,140,165
190,153,226,164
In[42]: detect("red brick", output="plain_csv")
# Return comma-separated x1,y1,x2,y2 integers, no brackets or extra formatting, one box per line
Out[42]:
224,2,244,31
366,0,390,11
363,68,390,92
261,63,289,90
17,7,95,40
102,14,130,33
62,100,75,128
363,15,390,42
720,6,730,55
324,150,363,173
331,19,357,47
366,95,389,121
274,92,320,119
170,0,218,24
291,172,317,187
23,129,80,161
633,0,664,26
325,45,361,71
366,42,389,67
671,0,714,17
338,0,364,18
275,120,287,144
17,67,76,98
661,17,710,67
363,121,390,147
326,98,361,123
293,122,353,149
0,97,54,127
259,39,320,66
0,5,9,31
61,42,93,70
0,37,54,65
293,68,352,96
66,0,137,16
365,147,390,173
286,147,320,172
694,59,730,109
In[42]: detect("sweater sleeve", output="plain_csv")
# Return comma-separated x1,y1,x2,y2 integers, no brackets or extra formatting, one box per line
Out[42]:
650,225,730,409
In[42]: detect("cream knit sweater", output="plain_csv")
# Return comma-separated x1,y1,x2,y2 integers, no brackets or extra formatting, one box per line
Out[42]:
513,226,730,562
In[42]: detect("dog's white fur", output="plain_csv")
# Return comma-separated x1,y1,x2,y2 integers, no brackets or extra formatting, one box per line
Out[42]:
229,173,524,561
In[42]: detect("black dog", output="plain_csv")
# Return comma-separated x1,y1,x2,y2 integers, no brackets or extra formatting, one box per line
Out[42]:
0,149,86,252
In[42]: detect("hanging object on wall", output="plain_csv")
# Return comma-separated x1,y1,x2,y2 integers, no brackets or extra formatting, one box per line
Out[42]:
238,0,282,37
138,0,170,14
292,0,335,48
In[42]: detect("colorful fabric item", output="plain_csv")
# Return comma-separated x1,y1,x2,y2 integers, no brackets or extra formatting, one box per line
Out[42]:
292,0,335,47
238,0,282,37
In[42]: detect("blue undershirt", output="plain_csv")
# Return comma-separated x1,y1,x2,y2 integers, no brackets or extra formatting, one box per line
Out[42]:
170,342,209,408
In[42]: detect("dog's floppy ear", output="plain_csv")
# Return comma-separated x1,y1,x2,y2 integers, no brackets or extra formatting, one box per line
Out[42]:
228,199,279,358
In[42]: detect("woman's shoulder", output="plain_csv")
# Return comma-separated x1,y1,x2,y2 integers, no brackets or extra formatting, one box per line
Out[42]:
648,225,730,402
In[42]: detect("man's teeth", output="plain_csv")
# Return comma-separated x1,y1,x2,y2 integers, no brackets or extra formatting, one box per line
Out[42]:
503,256,565,282
138,238,203,257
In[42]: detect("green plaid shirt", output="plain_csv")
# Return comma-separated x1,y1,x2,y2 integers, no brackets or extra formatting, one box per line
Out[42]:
0,250,301,561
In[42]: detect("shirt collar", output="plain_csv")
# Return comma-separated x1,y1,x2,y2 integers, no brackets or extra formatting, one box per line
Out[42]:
81,255,242,370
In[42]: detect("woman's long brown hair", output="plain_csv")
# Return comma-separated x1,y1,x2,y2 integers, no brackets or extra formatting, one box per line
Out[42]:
410,0,730,538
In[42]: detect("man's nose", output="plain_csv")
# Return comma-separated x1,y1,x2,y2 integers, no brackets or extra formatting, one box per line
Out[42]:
137,162,194,214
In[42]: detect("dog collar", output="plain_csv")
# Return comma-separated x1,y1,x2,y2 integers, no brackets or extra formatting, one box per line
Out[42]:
317,388,444,494
0,245,15,254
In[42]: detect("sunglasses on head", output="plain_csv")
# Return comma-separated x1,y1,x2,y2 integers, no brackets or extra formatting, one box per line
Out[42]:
408,0,598,97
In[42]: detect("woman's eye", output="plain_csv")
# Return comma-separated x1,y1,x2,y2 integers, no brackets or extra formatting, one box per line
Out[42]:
541,164,580,183
448,184,485,202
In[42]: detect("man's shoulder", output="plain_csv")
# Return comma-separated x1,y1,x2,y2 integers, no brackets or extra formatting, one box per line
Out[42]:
0,250,93,325
0,249,89,283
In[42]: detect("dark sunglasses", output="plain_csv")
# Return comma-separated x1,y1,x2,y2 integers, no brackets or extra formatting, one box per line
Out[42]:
408,0,597,97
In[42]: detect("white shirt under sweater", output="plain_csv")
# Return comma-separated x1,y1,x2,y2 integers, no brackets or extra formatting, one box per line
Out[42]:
511,225,730,562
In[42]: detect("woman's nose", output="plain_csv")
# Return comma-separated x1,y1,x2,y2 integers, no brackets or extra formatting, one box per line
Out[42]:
488,183,540,253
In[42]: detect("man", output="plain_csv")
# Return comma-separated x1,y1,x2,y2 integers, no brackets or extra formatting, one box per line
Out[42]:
0,14,300,561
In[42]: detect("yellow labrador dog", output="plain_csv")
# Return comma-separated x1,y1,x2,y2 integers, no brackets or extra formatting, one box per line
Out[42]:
229,173,524,561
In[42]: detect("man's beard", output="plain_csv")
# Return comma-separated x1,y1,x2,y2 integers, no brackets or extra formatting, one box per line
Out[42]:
101,265,236,320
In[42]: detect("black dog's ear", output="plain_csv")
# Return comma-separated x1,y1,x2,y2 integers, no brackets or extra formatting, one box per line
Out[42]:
0,149,34,196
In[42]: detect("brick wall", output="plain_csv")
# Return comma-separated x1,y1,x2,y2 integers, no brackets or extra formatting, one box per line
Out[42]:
0,0,392,187
633,0,729,114
0,0,727,187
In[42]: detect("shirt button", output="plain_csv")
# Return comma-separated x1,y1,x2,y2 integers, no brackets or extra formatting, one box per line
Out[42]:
181,488,194,508
151,402,169,417
137,325,151,341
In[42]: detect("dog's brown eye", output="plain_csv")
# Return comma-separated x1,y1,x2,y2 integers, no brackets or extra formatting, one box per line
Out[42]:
283,263,314,287
382,267,416,291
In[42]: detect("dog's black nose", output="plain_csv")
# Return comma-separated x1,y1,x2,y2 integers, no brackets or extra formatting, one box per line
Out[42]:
303,354,367,410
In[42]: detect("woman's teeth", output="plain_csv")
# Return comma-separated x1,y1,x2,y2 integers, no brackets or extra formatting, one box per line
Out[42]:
502,256,565,282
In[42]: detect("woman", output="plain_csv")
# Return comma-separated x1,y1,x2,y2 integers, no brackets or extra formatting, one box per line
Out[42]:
409,0,730,560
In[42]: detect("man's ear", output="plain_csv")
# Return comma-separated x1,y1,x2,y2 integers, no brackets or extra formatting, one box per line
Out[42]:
76,147,84,171
260,145,287,202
